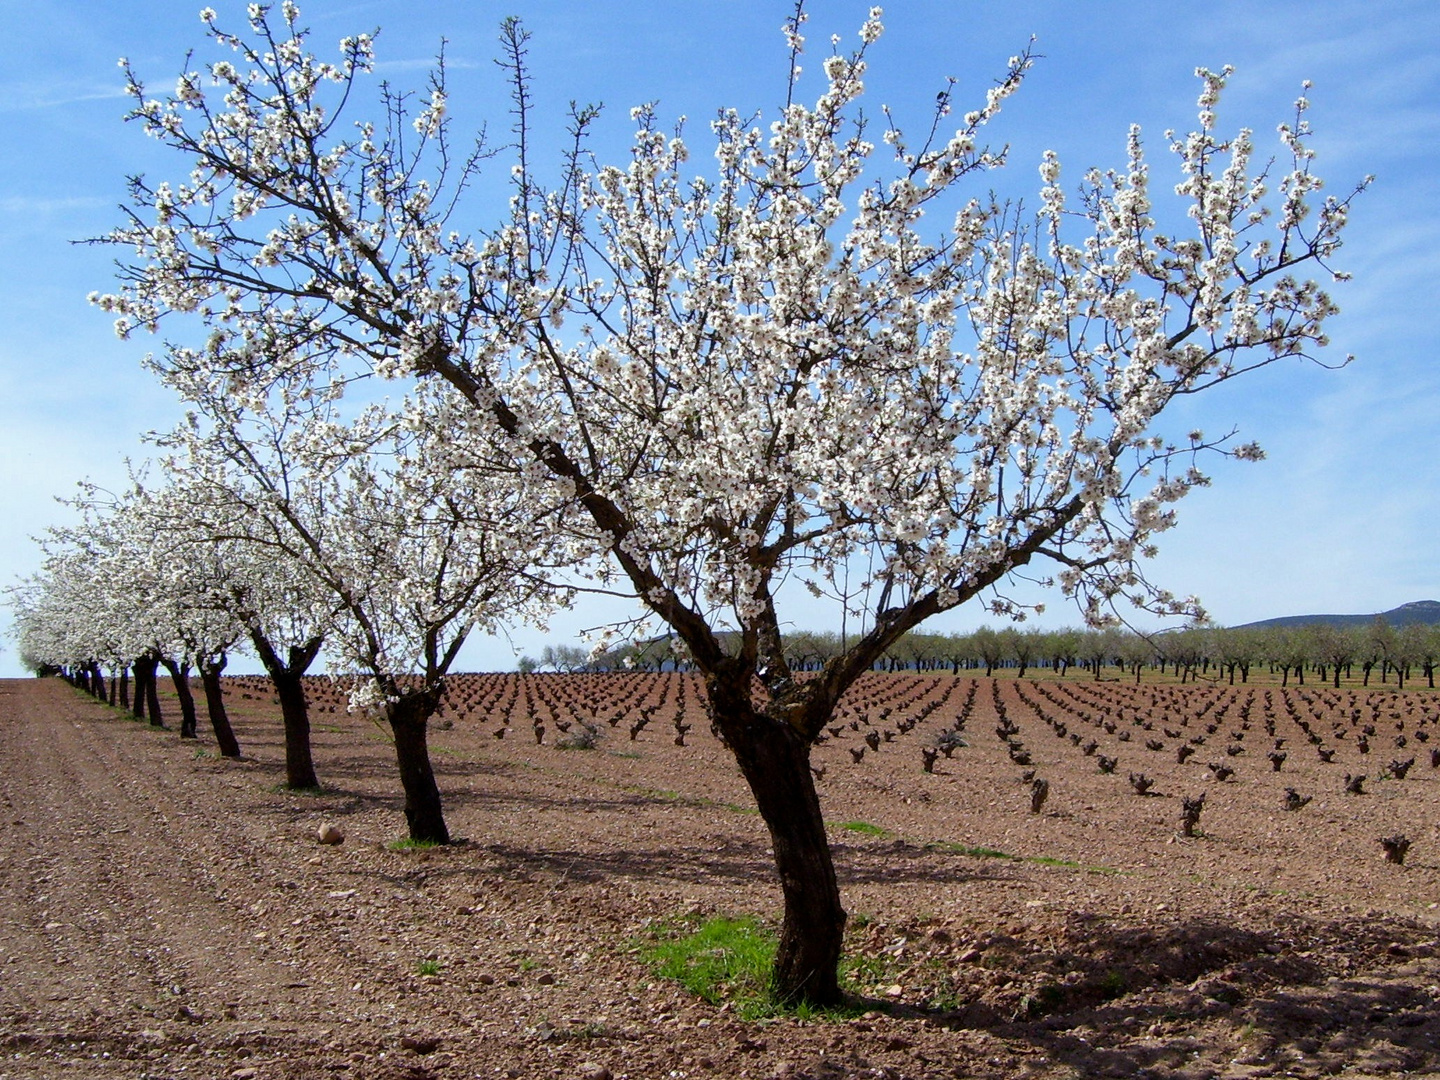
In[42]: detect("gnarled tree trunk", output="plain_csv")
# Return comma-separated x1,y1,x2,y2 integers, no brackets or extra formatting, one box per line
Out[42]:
132,653,164,727
161,657,199,739
250,631,322,789
387,690,449,844
198,654,241,759
707,675,845,1006
88,663,108,703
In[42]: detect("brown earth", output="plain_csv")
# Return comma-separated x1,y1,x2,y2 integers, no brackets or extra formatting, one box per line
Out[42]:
1,672,1438,1080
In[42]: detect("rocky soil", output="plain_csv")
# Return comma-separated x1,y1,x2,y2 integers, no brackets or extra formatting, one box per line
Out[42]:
1,673,1437,1080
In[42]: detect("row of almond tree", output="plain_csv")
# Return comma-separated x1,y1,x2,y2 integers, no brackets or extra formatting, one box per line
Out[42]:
7,3,1365,1004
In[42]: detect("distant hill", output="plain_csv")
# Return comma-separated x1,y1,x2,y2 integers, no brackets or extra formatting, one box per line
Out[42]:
1237,600,1440,631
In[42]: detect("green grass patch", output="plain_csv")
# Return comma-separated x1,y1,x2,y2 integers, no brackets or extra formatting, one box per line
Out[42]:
637,916,791,1020
838,820,889,837
639,916,775,1015
635,914,864,1021
388,837,443,851
415,959,441,976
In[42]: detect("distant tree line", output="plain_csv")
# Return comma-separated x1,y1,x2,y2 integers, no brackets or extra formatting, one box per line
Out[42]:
540,619,1440,690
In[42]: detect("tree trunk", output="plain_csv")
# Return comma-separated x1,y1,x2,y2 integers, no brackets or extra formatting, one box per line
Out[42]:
250,631,322,790
146,667,164,726
133,654,164,727
388,691,449,844
272,668,318,789
161,657,200,739
128,659,147,720
710,686,844,1006
117,666,130,711
198,656,241,759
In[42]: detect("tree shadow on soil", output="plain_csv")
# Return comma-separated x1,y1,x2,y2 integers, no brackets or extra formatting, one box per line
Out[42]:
403,838,1019,892
850,913,1440,1078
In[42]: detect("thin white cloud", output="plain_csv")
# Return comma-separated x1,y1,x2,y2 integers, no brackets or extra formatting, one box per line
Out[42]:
0,195,111,215
0,81,128,112
373,56,481,74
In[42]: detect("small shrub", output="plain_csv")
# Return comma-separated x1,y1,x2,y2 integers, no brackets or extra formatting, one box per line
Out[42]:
557,724,600,750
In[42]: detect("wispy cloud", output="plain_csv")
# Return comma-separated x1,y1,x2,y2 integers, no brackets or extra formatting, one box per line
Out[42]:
0,195,111,215
373,56,481,75
0,80,127,113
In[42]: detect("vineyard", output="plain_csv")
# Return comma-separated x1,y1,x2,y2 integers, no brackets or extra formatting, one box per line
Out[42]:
266,669,1440,875
5,671,1438,1078
11,676,1440,1080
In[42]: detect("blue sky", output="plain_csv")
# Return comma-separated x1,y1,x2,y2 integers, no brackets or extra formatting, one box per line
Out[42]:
1,1,1436,675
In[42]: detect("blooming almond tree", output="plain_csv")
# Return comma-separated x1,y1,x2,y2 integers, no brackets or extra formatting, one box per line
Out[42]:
22,481,247,753
126,477,315,760
96,4,1365,1003
158,363,563,842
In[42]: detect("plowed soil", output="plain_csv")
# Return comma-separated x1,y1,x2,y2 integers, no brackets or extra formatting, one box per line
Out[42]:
2,673,1438,1080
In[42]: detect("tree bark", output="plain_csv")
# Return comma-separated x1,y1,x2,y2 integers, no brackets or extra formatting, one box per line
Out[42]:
272,667,318,789
118,665,131,711
129,658,148,721
132,654,164,727
161,657,200,739
709,681,844,1006
145,665,164,726
88,663,107,702
387,690,449,844
198,655,241,759
250,631,322,789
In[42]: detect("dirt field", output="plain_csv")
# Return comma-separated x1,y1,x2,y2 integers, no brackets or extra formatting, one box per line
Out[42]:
2,673,1438,1080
